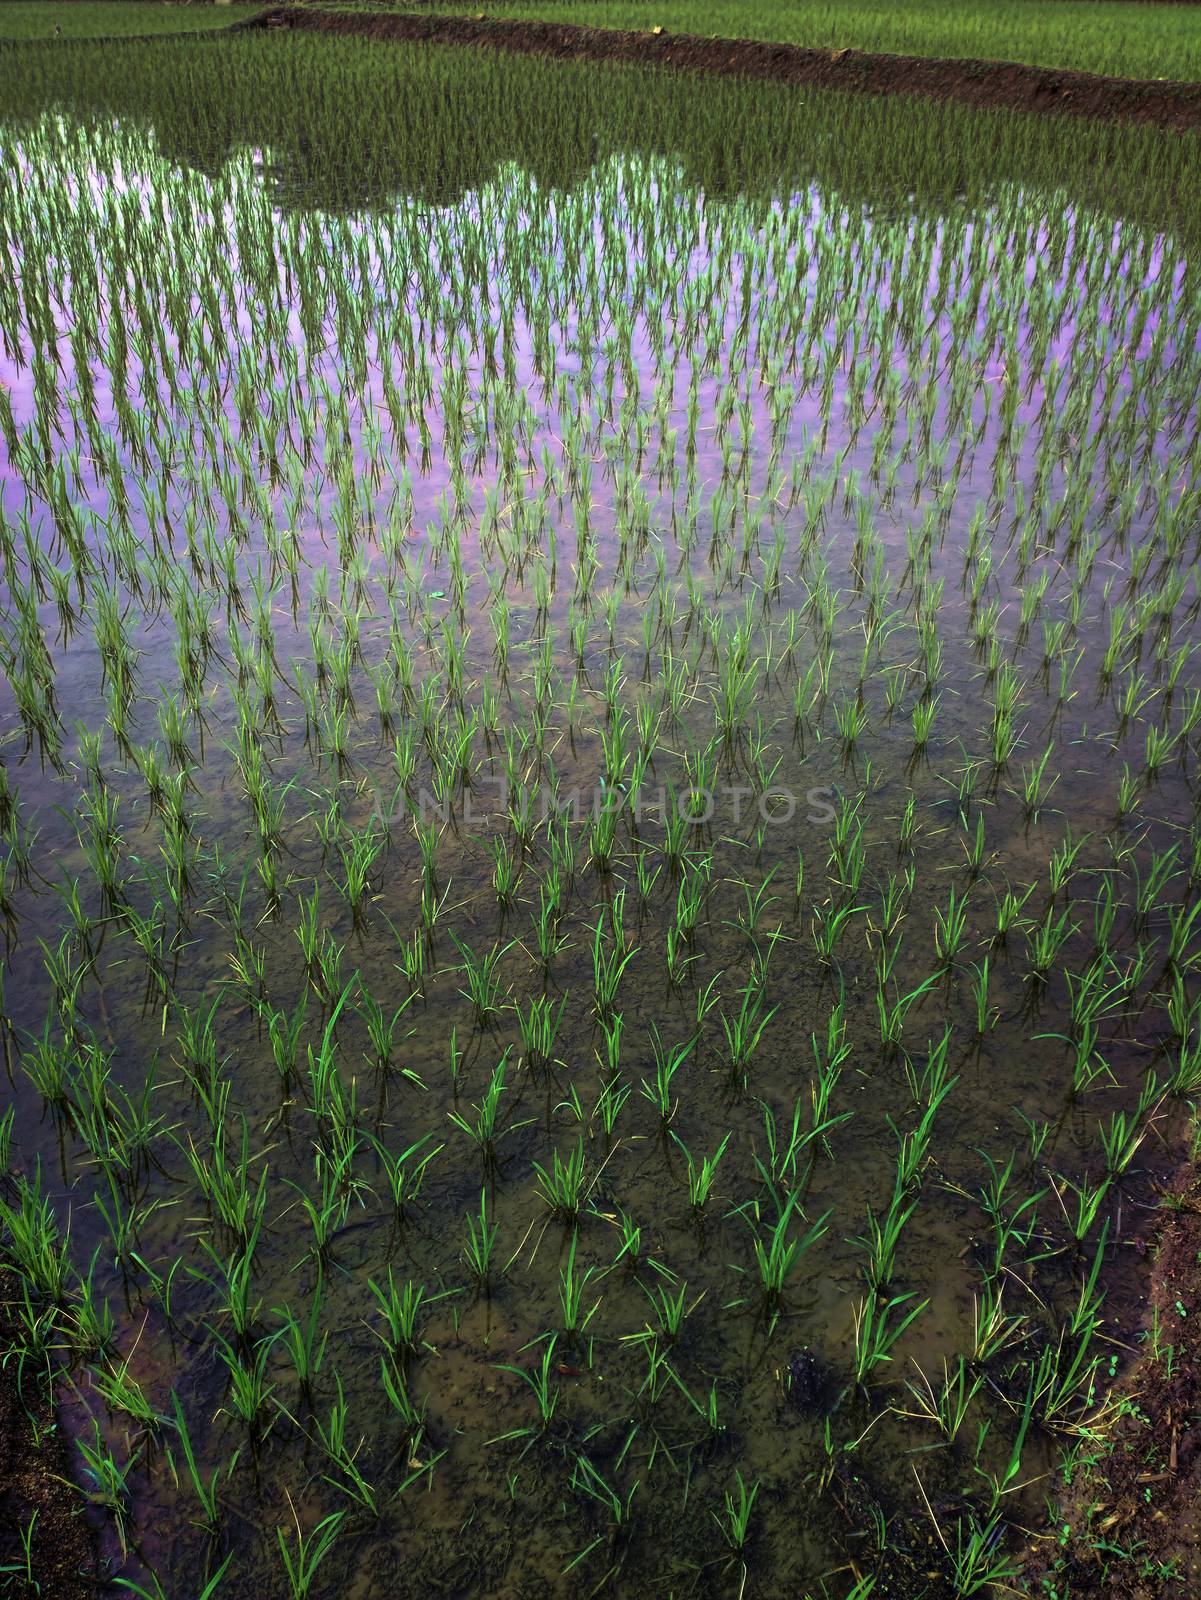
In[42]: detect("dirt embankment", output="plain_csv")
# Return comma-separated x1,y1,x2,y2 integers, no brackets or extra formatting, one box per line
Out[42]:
0,1276,98,1600
1026,1160,1201,1599
253,6,1201,131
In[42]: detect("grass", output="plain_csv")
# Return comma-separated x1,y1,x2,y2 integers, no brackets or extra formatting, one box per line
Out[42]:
405,0,1201,82
0,2,263,40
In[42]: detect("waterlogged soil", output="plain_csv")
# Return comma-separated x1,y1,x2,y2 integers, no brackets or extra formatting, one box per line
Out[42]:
260,4,1201,130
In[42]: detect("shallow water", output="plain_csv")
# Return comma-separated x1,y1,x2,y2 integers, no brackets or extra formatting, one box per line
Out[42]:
1,36,1201,1600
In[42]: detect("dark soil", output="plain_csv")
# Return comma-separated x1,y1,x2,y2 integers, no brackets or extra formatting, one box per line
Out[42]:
1025,1161,1201,1599
0,1277,98,1600
254,5,1201,131
785,1347,829,1413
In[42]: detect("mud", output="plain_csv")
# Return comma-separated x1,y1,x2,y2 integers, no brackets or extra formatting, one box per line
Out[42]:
1026,1159,1201,1599
0,1275,99,1600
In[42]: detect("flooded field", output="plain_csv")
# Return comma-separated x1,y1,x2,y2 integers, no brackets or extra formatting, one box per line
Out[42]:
1,32,1200,1600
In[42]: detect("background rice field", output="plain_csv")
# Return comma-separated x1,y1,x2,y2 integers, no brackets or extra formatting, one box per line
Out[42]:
403,0,1201,82
0,3,263,39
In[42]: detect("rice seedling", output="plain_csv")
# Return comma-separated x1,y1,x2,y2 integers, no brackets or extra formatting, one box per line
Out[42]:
533,1137,590,1224
461,1187,499,1288
743,1192,830,1333
275,1498,345,1600
851,1291,930,1390
590,912,639,1024
451,935,514,1027
490,1335,562,1455
166,1393,236,1540
638,1026,697,1126
70,1415,136,1556
911,694,939,752
1027,903,1078,983
900,1355,982,1444
378,1353,429,1446
934,884,970,971
673,1130,730,1216
557,1229,603,1342
448,1051,526,1168
851,1173,919,1291
720,980,777,1085
273,1288,329,1406
714,1467,758,1558
367,1131,443,1222
876,967,938,1051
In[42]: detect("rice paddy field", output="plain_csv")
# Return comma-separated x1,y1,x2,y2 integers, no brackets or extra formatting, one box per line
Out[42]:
1,21,1201,1600
406,0,1201,84
0,4,264,41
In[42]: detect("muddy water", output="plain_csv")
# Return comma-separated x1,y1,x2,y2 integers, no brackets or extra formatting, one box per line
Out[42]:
1,51,1200,1600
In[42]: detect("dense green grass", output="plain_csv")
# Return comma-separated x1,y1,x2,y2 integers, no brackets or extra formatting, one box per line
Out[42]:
0,2,262,39
409,0,1201,82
